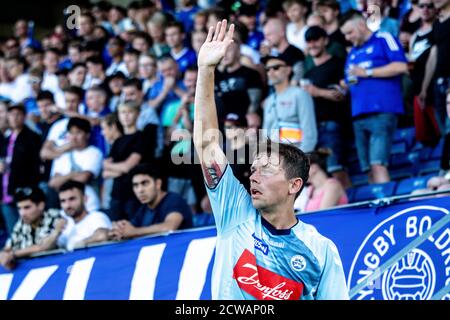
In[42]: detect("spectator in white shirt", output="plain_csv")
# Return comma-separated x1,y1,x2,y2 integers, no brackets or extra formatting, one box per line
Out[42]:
0,56,32,104
57,180,111,251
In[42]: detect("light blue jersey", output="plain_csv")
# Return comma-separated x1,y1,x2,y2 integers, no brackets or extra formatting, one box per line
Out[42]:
207,166,349,300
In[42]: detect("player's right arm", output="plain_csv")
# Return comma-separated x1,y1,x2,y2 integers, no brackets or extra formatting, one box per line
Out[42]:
193,20,235,188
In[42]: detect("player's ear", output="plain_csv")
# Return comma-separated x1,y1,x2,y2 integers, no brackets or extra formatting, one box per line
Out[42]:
289,178,303,196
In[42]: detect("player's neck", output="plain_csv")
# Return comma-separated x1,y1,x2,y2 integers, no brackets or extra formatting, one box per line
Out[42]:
260,206,297,230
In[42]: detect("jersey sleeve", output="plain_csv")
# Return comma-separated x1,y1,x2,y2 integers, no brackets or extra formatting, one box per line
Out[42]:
206,165,255,235
378,32,407,63
315,240,349,300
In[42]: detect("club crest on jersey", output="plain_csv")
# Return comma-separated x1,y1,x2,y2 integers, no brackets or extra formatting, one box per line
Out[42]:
290,255,307,272
252,233,269,255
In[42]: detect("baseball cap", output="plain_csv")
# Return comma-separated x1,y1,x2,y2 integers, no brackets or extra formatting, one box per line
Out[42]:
305,26,328,42
261,52,290,66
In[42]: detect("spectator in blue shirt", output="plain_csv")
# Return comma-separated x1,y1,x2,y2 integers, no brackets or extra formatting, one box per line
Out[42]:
108,163,193,240
175,0,201,34
165,21,197,73
340,10,408,183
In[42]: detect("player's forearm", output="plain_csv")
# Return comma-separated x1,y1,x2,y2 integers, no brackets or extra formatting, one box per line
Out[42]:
193,66,220,150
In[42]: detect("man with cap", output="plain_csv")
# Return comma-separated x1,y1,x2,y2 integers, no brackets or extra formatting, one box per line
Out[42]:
262,54,318,153
302,26,352,188
0,104,42,235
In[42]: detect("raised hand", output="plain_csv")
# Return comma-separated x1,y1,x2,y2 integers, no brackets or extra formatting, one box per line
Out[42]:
197,19,235,68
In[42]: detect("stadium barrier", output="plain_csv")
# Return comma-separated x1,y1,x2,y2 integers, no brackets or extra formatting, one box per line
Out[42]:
0,195,449,300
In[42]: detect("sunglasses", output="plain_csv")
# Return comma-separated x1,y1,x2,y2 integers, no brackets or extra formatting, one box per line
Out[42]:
265,64,286,72
419,3,434,8
15,187,33,197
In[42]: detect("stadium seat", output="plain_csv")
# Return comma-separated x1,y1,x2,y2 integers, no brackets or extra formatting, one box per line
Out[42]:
418,160,441,176
393,127,416,149
394,173,436,195
352,182,397,202
350,173,369,187
346,188,357,203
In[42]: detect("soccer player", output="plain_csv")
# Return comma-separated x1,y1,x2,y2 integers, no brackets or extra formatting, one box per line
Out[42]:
193,20,349,300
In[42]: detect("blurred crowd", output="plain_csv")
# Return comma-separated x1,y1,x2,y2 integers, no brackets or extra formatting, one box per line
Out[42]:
0,0,449,268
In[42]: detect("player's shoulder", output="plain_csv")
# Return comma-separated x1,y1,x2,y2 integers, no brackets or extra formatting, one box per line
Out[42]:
294,220,337,258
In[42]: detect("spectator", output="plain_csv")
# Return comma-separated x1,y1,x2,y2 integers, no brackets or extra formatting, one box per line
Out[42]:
40,86,84,164
0,101,9,137
23,67,43,120
0,56,32,104
139,53,158,95
175,0,201,34
131,31,153,54
0,104,41,235
162,67,197,212
48,117,103,212
123,78,159,129
304,149,348,212
366,0,400,36
193,9,208,32
215,35,263,125
236,3,265,51
262,17,306,85
78,12,96,42
317,0,351,48
103,101,143,221
191,29,208,56
108,163,193,240
399,0,422,51
60,41,83,71
440,88,450,175
83,86,111,155
146,12,171,58
165,21,197,73
419,0,450,134
409,0,437,106
302,26,351,188
340,10,408,183
100,113,123,209
41,48,61,95
123,48,140,79
283,0,310,52
68,62,88,88
147,55,184,115
35,90,63,140
0,186,65,270
2,37,20,59
105,36,128,77
224,113,252,193
262,54,318,153
105,71,126,112
84,55,106,90
57,180,111,251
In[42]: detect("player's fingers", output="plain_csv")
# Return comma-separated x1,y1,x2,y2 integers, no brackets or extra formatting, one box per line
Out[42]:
213,21,221,41
225,23,235,42
217,19,227,41
206,26,214,42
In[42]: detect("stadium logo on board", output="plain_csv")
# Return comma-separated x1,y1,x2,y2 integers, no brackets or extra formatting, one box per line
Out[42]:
290,255,307,272
347,205,450,300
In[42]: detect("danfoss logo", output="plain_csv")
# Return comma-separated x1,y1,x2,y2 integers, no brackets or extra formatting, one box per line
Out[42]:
233,249,304,300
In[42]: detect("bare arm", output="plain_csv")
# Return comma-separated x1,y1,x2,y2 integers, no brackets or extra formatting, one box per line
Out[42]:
319,180,346,210
352,62,408,78
103,153,141,175
193,20,235,188
419,45,437,104
111,213,184,239
74,228,110,248
49,172,93,190
40,140,74,161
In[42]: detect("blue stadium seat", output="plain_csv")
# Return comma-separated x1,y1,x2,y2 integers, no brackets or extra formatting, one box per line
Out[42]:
393,127,416,149
391,141,407,155
430,139,444,160
346,188,357,203
418,160,441,176
395,174,436,195
352,182,397,202
350,173,369,187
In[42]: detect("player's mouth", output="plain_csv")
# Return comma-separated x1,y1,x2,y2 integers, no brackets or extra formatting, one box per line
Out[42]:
251,188,262,197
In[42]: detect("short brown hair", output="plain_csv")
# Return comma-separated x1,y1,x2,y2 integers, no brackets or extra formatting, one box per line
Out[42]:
256,140,310,197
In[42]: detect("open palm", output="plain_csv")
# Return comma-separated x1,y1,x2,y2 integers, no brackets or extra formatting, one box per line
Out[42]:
198,20,235,67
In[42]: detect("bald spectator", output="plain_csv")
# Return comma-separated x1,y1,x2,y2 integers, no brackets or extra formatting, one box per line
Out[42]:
262,17,306,85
